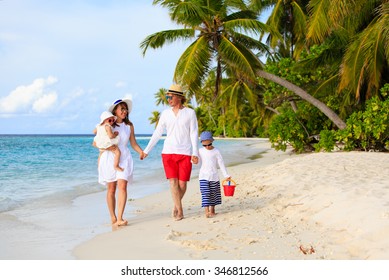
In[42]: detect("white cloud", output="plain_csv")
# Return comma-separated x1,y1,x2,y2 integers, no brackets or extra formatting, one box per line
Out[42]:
32,92,58,113
0,76,58,114
0,1,183,134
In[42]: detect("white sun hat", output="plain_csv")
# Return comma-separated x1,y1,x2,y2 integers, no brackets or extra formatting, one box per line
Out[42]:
99,111,116,125
108,98,133,114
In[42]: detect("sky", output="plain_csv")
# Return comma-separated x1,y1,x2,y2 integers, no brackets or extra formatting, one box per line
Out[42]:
0,0,189,134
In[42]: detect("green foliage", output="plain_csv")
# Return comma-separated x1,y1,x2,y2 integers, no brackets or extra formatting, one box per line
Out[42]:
267,94,336,153
271,96,389,153
314,130,336,152
268,109,307,153
336,97,389,151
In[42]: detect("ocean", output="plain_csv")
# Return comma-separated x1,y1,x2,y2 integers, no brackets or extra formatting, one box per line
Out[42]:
0,135,264,259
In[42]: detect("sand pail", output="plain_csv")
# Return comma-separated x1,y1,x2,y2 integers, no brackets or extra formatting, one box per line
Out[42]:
222,179,236,196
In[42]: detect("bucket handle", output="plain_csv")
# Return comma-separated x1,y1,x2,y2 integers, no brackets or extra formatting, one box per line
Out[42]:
222,179,236,187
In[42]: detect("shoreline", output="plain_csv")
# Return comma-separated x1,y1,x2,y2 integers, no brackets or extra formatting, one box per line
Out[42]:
0,137,264,260
73,142,389,260
73,140,296,259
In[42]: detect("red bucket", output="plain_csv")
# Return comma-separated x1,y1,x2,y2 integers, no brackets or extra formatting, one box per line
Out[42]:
222,179,236,196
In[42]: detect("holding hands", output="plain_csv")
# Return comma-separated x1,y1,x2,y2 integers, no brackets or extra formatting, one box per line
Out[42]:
191,155,198,164
140,151,148,160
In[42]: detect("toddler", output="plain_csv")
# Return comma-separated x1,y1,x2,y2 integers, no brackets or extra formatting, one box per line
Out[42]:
198,131,230,218
93,111,124,172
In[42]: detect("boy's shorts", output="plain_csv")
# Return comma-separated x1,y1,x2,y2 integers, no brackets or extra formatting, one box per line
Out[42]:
162,154,192,181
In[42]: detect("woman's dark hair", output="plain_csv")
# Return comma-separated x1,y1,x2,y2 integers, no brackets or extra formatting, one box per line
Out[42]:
112,102,133,127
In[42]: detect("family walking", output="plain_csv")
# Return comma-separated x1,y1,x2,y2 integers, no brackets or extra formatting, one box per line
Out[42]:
93,84,231,226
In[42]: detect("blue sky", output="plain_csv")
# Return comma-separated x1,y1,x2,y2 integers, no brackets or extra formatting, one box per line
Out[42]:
0,0,188,134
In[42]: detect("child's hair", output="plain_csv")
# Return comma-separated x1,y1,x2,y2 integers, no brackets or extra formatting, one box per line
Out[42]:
111,102,133,126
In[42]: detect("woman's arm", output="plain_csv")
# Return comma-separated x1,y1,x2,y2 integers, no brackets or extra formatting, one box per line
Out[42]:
129,124,143,155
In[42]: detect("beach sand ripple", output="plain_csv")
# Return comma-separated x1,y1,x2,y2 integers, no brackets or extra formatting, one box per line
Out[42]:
74,145,389,260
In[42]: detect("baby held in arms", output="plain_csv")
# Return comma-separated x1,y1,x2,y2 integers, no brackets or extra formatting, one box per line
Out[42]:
93,111,124,172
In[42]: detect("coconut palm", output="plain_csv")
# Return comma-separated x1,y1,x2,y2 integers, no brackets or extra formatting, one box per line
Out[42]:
140,0,270,99
141,0,347,129
262,0,309,59
148,111,161,128
154,88,169,106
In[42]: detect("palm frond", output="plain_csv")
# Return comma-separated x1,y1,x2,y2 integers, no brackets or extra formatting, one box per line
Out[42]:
174,36,212,93
169,0,208,25
340,6,389,99
306,0,332,45
232,32,272,57
290,1,308,58
224,18,269,37
218,36,259,81
140,29,195,56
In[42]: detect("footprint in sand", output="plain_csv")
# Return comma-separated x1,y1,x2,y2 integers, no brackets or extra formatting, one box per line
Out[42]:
166,230,192,241
180,239,218,250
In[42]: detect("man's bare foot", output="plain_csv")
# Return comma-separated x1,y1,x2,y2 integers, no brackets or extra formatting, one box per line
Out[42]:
115,166,124,172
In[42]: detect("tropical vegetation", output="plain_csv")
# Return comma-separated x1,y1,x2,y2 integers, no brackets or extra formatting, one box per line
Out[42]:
141,0,389,152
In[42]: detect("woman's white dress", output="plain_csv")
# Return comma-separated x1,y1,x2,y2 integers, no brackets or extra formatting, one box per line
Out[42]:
98,122,134,185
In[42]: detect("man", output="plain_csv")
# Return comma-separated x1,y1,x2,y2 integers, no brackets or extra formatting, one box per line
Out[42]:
142,84,199,221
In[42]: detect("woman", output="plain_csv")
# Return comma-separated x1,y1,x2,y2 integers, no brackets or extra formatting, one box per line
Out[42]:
96,98,144,226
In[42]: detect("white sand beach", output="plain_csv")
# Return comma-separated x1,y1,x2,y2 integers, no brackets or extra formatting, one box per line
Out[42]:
73,141,389,260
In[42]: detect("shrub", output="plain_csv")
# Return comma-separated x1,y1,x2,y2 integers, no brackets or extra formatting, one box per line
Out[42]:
336,97,389,151
314,130,336,152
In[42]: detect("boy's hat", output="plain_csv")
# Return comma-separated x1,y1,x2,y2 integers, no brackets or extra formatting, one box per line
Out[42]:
200,131,214,142
100,111,116,124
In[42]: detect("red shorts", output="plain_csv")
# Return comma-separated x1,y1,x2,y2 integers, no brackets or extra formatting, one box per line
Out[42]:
162,154,192,181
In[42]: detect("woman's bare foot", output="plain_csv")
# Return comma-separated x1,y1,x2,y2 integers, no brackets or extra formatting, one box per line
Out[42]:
175,215,184,221
115,220,128,226
111,216,117,224
172,208,178,218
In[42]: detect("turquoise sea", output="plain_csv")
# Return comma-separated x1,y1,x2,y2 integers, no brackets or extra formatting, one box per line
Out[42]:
0,135,264,259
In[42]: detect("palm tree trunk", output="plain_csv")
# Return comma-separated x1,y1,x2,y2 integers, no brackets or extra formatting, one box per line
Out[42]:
257,70,347,129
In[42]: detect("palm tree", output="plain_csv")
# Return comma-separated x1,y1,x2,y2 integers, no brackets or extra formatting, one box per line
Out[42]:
141,0,347,129
154,88,169,106
148,111,161,128
262,0,309,59
257,69,346,129
140,0,270,99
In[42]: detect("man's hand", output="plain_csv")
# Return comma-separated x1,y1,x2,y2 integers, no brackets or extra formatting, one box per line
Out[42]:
191,155,198,164
140,151,148,160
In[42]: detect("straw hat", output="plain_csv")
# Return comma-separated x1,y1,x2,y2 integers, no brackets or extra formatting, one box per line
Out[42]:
166,84,184,96
108,98,133,114
100,111,116,125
